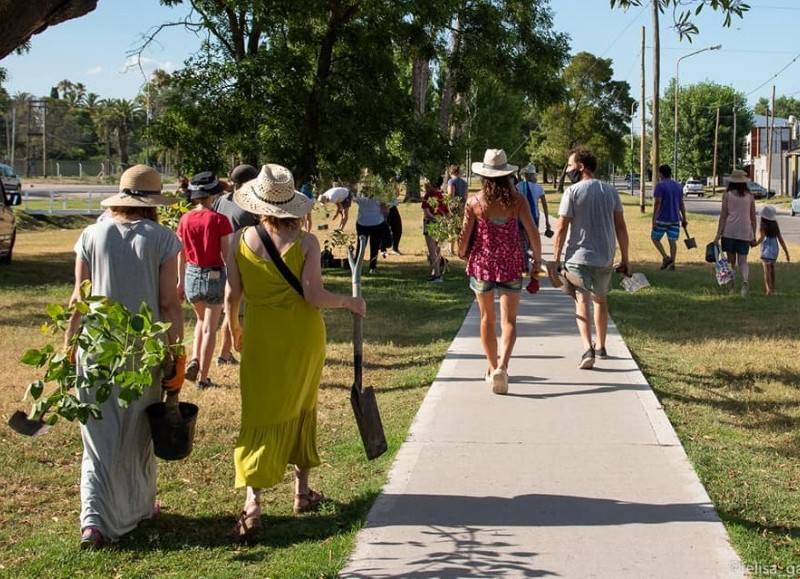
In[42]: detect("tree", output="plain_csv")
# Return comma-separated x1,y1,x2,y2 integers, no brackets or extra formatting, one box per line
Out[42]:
98,99,144,169
527,52,635,190
754,96,800,120
609,0,749,184
0,0,97,59
660,79,752,181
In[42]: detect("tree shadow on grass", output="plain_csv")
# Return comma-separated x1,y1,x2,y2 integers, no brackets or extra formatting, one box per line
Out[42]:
117,491,380,554
0,252,75,290
716,508,800,541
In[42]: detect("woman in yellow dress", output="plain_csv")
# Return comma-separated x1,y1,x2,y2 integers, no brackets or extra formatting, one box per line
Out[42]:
224,164,366,542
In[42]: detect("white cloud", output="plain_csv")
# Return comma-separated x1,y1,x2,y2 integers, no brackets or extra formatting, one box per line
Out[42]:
119,56,176,77
87,66,104,75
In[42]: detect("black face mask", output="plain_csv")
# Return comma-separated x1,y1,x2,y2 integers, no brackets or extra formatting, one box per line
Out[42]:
566,168,582,184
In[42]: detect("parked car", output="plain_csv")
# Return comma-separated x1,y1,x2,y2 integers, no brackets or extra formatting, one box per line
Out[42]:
746,181,775,200
0,163,21,193
0,179,20,263
791,196,800,217
683,179,705,197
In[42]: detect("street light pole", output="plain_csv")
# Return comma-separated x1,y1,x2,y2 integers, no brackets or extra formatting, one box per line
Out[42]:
673,44,721,179
630,102,635,196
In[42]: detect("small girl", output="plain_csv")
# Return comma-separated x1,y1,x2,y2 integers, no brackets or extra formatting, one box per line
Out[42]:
756,205,790,295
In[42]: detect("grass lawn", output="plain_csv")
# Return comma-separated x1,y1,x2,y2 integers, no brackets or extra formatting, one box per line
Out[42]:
1,194,798,576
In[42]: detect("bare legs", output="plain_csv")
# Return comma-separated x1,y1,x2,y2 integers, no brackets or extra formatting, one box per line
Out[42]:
652,237,677,268
574,290,608,351
726,251,750,293
475,291,521,373
190,301,223,382
763,261,775,294
425,234,441,278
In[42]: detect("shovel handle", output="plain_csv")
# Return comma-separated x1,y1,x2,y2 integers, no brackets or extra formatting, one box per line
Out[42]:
348,236,367,390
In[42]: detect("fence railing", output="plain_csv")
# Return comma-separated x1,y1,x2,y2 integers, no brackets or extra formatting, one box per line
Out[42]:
21,190,111,215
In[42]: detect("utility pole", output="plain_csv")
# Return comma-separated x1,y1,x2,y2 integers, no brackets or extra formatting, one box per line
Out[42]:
41,101,47,178
732,95,737,170
712,106,720,196
639,25,646,213
651,0,660,189
767,85,776,193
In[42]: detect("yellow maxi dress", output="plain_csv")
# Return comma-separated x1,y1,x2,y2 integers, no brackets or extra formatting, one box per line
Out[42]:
234,230,325,489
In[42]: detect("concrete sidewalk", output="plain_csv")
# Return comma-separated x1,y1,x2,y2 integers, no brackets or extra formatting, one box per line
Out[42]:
341,250,744,577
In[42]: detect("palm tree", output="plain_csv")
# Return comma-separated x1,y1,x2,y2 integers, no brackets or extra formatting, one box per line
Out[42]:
99,98,144,169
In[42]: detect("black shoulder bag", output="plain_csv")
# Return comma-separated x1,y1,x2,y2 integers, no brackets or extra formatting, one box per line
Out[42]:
254,223,304,297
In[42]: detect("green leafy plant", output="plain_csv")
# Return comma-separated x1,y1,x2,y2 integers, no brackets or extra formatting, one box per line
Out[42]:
20,281,175,425
423,196,463,245
158,193,191,231
327,229,357,257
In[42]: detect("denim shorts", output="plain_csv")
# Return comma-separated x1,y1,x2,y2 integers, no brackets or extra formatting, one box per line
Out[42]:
469,277,523,294
564,263,613,298
185,264,226,305
721,237,751,256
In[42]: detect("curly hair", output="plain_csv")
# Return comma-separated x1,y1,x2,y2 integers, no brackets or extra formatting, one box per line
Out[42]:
568,146,597,173
482,176,515,208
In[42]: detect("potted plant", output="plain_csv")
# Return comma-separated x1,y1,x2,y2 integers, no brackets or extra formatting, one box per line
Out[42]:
12,280,196,458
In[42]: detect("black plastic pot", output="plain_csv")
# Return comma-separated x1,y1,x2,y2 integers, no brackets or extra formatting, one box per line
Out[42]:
146,401,199,461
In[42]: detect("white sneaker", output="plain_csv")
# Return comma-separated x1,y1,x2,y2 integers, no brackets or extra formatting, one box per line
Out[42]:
491,368,508,395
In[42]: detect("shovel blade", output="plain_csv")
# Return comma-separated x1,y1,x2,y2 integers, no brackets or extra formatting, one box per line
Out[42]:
350,384,388,460
684,237,697,250
7,410,51,437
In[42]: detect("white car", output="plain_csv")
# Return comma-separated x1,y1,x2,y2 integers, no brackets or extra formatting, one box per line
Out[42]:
0,164,21,193
0,179,20,263
683,179,705,197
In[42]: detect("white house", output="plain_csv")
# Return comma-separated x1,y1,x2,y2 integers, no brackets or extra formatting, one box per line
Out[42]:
743,114,798,194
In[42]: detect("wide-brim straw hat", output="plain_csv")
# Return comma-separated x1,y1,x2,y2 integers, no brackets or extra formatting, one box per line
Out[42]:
760,204,777,221
101,165,174,207
234,164,314,218
728,169,748,184
472,149,518,178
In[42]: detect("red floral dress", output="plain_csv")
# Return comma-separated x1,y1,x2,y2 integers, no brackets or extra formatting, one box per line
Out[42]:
466,203,525,282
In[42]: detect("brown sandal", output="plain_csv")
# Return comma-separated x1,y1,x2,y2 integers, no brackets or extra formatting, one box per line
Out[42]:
232,507,262,543
293,489,324,514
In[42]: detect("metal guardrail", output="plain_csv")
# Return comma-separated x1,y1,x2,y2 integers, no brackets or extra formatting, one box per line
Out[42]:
21,190,111,216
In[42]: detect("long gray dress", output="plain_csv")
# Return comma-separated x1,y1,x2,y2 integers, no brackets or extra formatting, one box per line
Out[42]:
74,218,181,540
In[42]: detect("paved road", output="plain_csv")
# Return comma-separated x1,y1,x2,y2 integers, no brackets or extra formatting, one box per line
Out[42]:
683,195,800,246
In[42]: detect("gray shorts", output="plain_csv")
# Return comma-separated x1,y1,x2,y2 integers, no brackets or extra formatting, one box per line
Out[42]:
185,264,226,305
564,263,613,298
469,277,523,295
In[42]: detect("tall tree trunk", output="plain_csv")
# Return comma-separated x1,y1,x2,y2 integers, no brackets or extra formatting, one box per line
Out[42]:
405,56,430,201
438,15,462,139
297,3,358,185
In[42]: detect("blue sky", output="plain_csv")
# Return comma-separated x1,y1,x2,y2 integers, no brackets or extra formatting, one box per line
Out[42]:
2,0,799,113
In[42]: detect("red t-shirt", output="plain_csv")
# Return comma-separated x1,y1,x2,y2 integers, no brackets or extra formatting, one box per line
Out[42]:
422,189,449,217
177,208,233,267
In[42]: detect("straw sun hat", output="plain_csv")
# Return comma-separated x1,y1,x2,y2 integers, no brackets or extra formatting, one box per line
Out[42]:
727,169,748,184
101,164,173,207
233,164,314,218
471,149,518,178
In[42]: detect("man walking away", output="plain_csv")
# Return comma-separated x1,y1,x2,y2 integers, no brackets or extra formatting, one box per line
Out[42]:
551,146,630,370
651,164,687,270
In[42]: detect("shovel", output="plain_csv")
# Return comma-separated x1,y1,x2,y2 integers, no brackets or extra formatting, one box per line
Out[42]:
7,410,51,437
347,235,388,461
683,225,697,250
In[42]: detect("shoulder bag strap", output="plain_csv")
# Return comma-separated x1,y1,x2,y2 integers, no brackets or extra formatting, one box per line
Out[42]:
254,223,304,297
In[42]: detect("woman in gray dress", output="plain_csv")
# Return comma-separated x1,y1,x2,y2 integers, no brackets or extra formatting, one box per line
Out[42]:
65,165,184,548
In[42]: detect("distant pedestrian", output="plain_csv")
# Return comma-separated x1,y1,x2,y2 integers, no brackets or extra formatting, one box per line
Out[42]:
457,148,541,394
422,179,449,282
756,205,790,295
551,146,630,370
213,164,259,366
650,164,687,270
517,165,551,233
386,178,404,254
300,182,314,232
354,186,390,274
446,164,468,210
714,169,756,297
318,184,353,230
177,172,233,388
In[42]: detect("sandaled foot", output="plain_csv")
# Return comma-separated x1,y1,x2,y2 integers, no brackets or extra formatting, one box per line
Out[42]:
80,527,106,550
232,505,262,543
293,489,324,514
185,358,199,382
